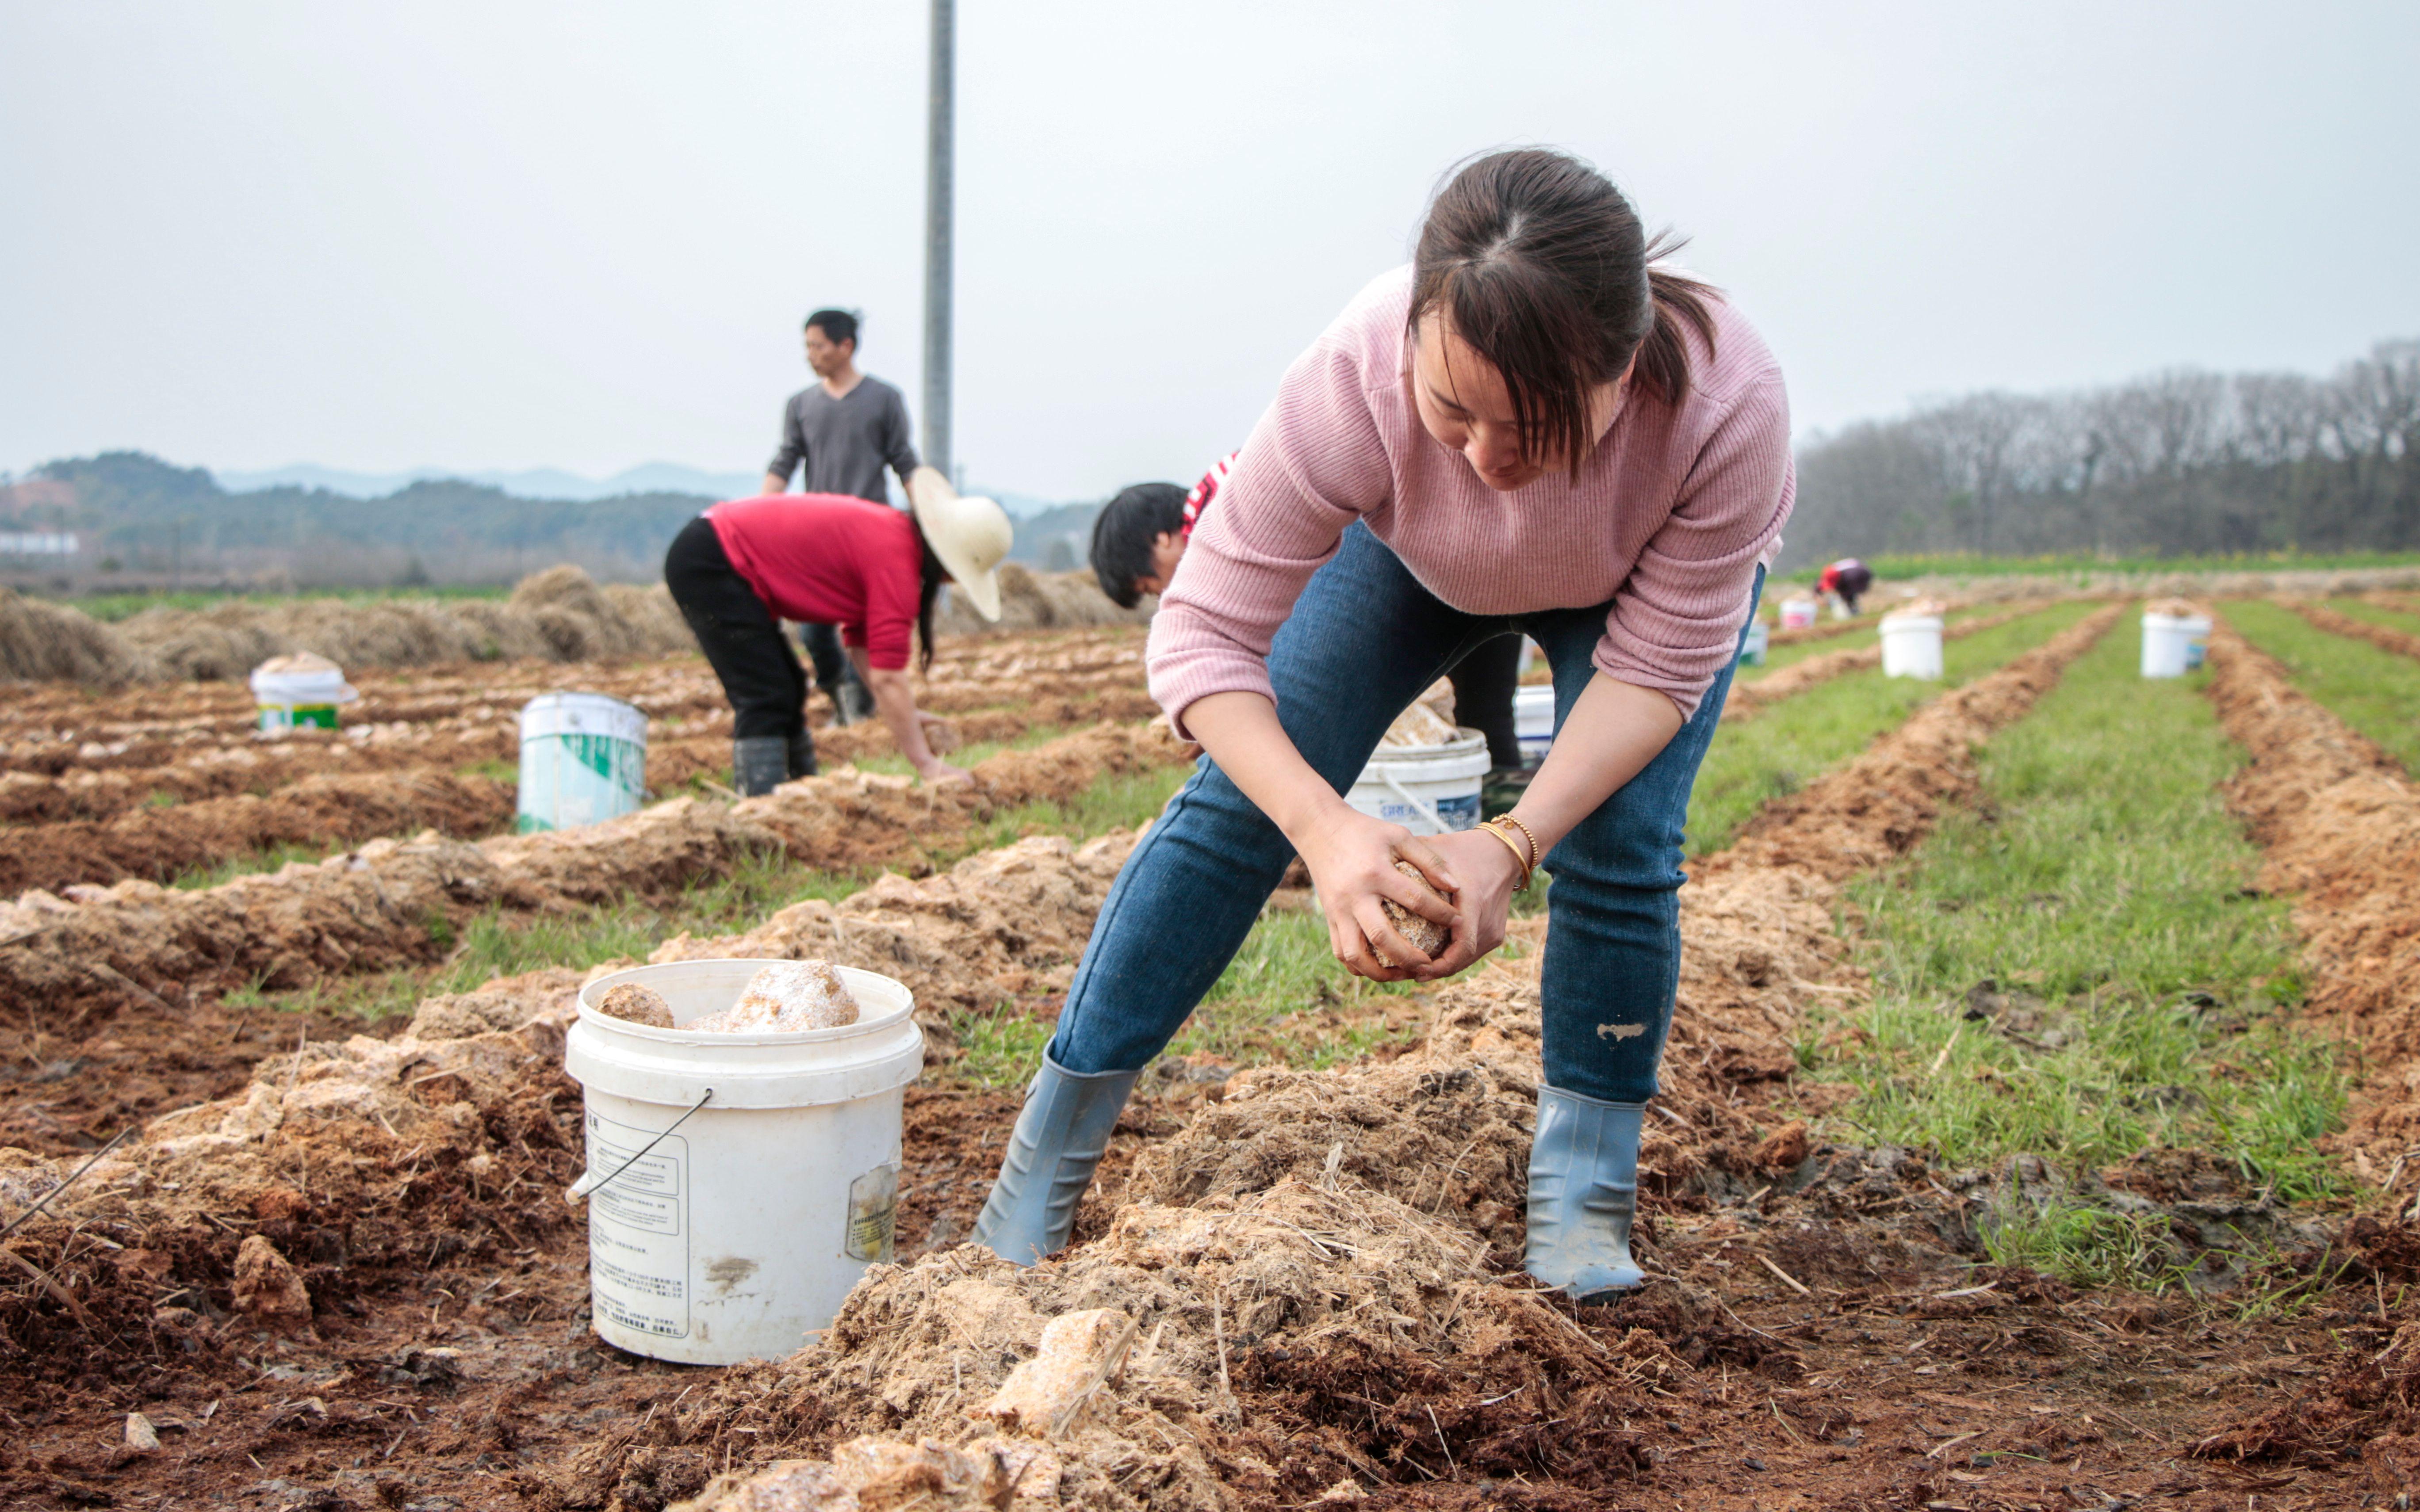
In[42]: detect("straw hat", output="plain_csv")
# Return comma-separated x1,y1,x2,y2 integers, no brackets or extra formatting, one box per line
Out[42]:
906,465,1011,622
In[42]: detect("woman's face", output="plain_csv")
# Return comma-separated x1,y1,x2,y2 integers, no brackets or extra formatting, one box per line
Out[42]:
1412,312,1628,492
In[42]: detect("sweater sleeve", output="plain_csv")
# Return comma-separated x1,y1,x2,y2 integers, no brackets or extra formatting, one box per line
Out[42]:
882,387,921,488
1145,333,1394,738
1592,371,1794,720
766,395,806,486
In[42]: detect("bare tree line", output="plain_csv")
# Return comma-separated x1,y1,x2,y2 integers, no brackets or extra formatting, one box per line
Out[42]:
1785,338,2420,566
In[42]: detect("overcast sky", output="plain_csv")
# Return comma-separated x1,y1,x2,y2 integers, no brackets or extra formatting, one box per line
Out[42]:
5,1,2416,501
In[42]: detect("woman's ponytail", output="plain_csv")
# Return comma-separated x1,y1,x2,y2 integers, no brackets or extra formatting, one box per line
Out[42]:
1634,236,1719,407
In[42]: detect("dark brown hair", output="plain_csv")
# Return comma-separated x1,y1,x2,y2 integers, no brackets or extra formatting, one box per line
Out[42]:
1409,148,1718,476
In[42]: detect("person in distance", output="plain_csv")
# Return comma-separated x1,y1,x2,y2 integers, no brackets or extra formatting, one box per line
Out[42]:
666,468,1010,794
762,308,923,727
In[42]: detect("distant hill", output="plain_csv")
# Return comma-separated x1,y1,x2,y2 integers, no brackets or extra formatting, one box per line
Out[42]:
215,461,762,503
5,451,712,590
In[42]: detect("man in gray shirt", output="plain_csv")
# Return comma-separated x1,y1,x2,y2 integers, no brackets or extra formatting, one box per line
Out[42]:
759,308,921,723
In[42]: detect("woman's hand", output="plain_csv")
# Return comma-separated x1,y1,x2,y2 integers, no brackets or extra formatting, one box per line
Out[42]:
1415,826,1526,977
1293,802,1463,982
917,757,973,786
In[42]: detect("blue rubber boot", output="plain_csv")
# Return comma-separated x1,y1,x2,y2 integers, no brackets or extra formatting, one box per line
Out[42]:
972,1054,1141,1266
1524,1085,1648,1299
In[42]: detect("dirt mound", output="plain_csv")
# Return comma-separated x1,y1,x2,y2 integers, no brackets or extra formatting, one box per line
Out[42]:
655,831,1141,1058
0,966,590,1382
0,587,154,685
2286,598,2420,663
0,771,516,896
0,721,1193,1021
2199,620,2420,1168
934,564,1150,638
641,1177,1662,1511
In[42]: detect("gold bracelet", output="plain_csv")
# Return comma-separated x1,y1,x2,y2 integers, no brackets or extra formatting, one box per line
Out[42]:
1477,819,1534,892
1496,813,1542,874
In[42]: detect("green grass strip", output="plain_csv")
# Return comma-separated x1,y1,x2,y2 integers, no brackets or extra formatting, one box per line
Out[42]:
2226,599,2420,775
1687,600,2101,857
1806,618,2344,1287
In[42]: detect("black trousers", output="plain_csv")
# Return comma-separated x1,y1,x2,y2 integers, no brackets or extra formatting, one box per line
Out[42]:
797,621,863,701
1446,632,1523,771
664,517,812,746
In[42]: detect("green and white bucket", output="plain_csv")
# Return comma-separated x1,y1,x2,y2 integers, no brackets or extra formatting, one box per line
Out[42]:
517,692,648,834
250,653,358,733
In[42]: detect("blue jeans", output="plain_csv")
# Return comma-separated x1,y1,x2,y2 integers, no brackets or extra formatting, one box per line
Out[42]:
1048,525,1762,1104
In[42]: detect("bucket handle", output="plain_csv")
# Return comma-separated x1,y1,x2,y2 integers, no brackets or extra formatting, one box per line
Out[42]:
1379,770,1449,833
566,1088,714,1206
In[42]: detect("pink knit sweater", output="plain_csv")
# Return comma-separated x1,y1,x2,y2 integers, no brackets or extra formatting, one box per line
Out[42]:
1148,266,1794,734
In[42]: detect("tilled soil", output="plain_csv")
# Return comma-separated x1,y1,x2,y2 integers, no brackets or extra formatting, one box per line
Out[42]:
1,632,1158,895
6,599,2409,1509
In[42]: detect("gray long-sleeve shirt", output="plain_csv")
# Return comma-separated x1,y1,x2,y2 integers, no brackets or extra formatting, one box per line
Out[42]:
766,375,920,504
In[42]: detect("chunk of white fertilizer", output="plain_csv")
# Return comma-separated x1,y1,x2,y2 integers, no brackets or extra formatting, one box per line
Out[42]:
596,982,675,1028
689,960,861,1033
1374,859,1451,968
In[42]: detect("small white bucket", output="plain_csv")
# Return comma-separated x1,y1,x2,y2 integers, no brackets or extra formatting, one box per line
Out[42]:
1779,598,1819,630
518,692,648,833
1879,615,1945,680
2140,612,2213,678
564,960,925,1366
1347,729,1490,833
1513,686,1557,769
249,653,357,733
1741,621,1771,667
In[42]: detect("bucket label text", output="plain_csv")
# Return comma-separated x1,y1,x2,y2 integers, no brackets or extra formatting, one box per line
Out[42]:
586,1111,691,1339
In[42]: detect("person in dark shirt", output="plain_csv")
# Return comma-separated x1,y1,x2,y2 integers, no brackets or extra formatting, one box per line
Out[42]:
760,308,922,725
1091,458,1529,792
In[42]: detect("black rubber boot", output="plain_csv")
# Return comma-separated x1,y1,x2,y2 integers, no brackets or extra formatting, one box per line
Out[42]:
786,727,817,780
732,736,789,797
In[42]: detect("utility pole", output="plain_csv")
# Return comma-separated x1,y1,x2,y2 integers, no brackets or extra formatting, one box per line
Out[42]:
921,0,955,480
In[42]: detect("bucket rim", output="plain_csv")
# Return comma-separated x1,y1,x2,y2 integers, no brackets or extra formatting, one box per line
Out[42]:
576,959,916,1046
1363,727,1490,763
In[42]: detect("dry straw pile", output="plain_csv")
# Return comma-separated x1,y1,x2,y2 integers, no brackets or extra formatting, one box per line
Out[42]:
0,567,696,687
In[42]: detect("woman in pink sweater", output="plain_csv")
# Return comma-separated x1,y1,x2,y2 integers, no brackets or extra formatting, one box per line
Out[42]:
976,149,1794,1297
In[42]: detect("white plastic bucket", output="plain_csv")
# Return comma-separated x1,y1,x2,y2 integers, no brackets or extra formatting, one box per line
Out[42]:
1779,598,1819,630
564,959,925,1366
249,654,357,733
1347,729,1490,833
1879,615,1945,680
1741,620,1770,667
1513,686,1557,769
518,692,648,833
2140,612,2213,678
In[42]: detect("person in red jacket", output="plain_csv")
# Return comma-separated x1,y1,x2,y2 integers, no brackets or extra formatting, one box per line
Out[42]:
1816,557,1872,615
664,467,1011,793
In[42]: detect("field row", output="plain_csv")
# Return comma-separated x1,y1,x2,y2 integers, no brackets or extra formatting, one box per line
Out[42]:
5,596,2420,1505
